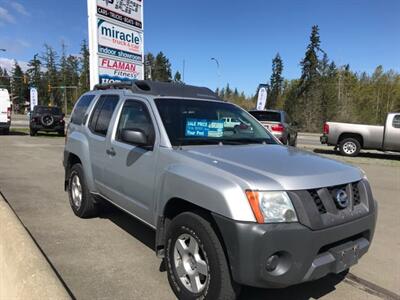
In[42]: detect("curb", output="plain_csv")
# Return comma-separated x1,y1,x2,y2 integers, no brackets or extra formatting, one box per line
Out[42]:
0,193,71,300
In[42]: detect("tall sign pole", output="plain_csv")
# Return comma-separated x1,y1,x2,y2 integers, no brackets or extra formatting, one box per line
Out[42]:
87,0,99,89
87,0,144,89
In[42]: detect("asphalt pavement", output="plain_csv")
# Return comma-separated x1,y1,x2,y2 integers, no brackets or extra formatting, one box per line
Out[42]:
0,132,399,300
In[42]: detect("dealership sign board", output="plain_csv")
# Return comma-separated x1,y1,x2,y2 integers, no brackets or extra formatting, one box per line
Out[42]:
97,19,143,59
98,57,143,83
87,0,144,88
97,0,142,29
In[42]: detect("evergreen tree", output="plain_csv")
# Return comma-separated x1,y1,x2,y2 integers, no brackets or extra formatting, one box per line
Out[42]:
0,68,10,89
153,52,172,81
42,44,59,105
173,71,182,82
268,53,284,109
11,61,28,108
299,25,322,89
296,25,325,131
27,54,42,89
79,40,90,94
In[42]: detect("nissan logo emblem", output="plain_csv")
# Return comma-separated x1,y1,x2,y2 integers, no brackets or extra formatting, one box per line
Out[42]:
336,189,349,208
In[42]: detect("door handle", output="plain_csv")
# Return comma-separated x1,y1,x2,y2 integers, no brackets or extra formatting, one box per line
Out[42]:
106,148,116,156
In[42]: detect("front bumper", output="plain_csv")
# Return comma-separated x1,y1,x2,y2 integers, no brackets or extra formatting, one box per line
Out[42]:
212,208,376,288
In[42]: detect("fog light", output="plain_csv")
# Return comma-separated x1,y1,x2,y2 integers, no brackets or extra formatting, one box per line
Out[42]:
266,254,279,272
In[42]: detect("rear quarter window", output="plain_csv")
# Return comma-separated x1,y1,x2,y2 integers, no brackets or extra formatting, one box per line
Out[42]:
89,95,119,136
71,95,96,125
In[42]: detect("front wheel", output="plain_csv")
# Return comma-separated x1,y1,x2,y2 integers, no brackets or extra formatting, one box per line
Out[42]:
339,138,361,157
165,212,240,300
68,163,98,218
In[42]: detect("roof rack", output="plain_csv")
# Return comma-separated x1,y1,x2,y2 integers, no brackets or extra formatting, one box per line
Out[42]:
94,80,222,101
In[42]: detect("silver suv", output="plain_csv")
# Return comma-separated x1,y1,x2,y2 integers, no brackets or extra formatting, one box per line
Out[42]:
64,81,377,300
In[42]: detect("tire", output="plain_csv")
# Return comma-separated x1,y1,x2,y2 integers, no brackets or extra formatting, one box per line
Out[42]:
3,128,9,135
30,128,36,136
165,212,240,300
339,138,361,157
68,163,98,218
41,114,54,127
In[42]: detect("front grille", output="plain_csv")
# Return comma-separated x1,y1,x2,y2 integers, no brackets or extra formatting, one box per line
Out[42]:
352,183,361,205
310,190,327,214
308,181,362,214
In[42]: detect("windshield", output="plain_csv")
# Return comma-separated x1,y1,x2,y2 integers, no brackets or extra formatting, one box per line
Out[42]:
155,98,276,146
249,111,281,122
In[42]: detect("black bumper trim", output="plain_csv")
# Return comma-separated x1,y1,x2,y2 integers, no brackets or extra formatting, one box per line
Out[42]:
212,210,376,288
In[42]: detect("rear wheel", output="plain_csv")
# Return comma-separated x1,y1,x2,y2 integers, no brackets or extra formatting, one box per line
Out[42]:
68,163,98,218
165,212,240,300
339,138,361,157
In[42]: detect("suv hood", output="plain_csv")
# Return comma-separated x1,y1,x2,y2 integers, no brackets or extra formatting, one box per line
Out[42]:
180,144,362,190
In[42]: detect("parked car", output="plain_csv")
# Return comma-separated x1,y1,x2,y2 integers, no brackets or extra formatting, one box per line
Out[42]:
29,105,65,136
248,109,298,146
320,113,400,157
0,88,11,135
64,81,377,300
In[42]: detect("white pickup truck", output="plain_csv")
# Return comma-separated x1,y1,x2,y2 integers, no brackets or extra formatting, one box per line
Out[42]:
320,112,400,156
0,89,11,135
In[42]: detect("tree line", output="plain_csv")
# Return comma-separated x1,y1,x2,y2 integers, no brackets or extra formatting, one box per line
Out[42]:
257,25,400,131
2,26,399,131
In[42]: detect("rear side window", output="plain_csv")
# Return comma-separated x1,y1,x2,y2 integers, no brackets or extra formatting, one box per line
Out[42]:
71,95,95,125
249,111,281,122
393,115,400,128
89,95,119,136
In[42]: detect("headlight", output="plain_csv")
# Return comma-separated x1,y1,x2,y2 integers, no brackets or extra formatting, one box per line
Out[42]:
246,191,298,223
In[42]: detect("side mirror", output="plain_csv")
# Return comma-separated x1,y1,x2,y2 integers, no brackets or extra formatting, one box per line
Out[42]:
121,129,148,146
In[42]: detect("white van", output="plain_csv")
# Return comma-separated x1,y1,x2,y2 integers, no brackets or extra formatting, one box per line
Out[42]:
0,88,11,134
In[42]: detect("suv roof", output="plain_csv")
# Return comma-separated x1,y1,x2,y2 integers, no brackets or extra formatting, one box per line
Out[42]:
94,80,222,101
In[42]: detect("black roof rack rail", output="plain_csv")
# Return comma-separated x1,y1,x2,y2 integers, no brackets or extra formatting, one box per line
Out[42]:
94,80,222,101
